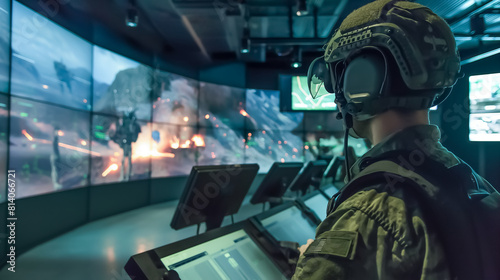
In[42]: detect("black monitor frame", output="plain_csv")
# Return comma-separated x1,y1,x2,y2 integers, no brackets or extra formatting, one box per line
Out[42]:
323,156,345,181
288,160,328,195
125,221,291,280
170,164,259,231
250,162,304,205
295,190,331,223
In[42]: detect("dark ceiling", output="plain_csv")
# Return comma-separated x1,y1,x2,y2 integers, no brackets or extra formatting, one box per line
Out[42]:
19,0,500,71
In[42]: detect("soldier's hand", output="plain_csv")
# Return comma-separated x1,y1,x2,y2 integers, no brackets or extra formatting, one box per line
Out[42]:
298,239,315,256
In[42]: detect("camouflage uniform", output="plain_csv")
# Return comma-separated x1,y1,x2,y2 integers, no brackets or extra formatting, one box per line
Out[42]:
293,125,457,279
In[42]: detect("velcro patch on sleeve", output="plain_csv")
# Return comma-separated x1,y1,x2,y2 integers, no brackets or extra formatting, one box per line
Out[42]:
304,231,358,260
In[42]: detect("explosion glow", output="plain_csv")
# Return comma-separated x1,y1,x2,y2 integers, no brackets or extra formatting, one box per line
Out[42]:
192,135,205,147
81,140,87,146
58,130,64,136
180,140,191,149
22,129,34,141
183,117,189,122
133,143,175,159
102,164,118,177
240,109,249,117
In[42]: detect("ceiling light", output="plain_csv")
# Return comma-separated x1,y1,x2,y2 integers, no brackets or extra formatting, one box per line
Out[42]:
291,46,302,68
291,62,302,68
241,26,250,54
296,0,308,16
126,0,139,27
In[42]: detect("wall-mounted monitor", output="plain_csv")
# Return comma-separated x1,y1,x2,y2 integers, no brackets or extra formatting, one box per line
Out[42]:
197,128,245,165
245,89,303,131
199,82,246,129
280,75,337,112
151,123,197,178
0,0,10,93
152,71,199,126
469,73,500,141
90,114,151,185
244,130,304,173
93,46,152,121
9,97,90,199
11,2,92,110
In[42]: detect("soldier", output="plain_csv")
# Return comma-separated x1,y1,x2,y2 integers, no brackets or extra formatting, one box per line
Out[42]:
110,111,141,181
294,0,466,279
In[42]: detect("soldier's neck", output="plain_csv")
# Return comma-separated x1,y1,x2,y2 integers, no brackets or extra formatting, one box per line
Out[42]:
369,110,430,145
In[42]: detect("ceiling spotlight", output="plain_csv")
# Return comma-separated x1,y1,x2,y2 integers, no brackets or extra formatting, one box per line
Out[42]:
126,0,139,27
241,26,250,54
296,0,308,16
291,46,302,68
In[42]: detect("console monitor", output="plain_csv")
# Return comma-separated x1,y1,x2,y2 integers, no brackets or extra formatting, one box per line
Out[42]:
289,160,328,195
171,164,259,231
250,162,303,205
302,192,330,221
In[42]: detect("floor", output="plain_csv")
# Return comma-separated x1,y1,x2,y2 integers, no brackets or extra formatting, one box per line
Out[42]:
0,197,263,280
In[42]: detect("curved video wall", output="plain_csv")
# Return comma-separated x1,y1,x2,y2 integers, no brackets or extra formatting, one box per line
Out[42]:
0,1,369,202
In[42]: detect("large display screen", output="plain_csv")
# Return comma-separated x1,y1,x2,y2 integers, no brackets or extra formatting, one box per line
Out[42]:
245,130,304,173
93,46,152,121
304,132,370,161
0,94,8,202
469,73,500,141
245,89,303,131
261,206,317,246
0,0,10,93
151,123,197,177
197,128,245,165
11,2,92,110
199,82,246,129
161,230,286,280
90,114,151,185
9,97,90,198
291,76,337,111
152,71,198,126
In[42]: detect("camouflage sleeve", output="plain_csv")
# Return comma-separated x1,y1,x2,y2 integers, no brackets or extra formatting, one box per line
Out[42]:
292,189,450,280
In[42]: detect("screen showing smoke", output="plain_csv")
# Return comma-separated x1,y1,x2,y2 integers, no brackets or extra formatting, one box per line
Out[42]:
199,82,246,130
469,73,500,141
0,94,8,202
152,71,199,126
90,114,151,185
197,128,245,165
0,0,10,93
93,46,152,121
9,97,90,199
151,123,198,177
10,2,92,110
245,130,304,173
245,89,303,131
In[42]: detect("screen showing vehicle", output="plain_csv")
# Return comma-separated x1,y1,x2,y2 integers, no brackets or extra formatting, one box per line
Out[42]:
152,71,199,126
151,123,197,178
291,76,337,111
245,89,303,131
197,128,245,165
11,2,92,110
469,73,500,141
199,82,246,130
304,193,329,221
260,205,317,246
93,46,152,121
0,0,10,93
161,230,286,280
90,114,151,185
9,97,90,198
245,130,304,173
0,94,7,202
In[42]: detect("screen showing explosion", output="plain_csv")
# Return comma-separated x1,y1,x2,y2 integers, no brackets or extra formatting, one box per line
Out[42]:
197,128,245,166
151,124,198,177
469,73,500,141
244,130,304,173
0,0,10,93
10,2,92,110
245,89,304,131
93,46,152,121
0,94,8,202
291,76,337,111
199,82,246,130
90,114,151,185
9,97,90,198
152,71,199,126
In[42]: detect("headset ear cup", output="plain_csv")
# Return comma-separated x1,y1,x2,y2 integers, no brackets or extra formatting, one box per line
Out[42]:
324,64,334,93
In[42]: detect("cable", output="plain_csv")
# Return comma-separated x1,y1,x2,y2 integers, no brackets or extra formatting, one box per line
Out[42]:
343,127,352,181
196,223,200,236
